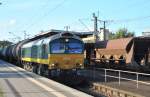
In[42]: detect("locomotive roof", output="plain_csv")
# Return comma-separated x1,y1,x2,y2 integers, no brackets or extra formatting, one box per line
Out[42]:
22,32,82,48
49,32,82,41
30,29,93,40
22,41,35,48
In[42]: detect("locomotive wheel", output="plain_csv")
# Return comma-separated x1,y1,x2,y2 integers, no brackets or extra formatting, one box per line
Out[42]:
42,65,50,77
32,65,38,74
23,62,26,70
47,69,58,78
28,63,33,72
37,65,44,76
48,70,52,78
23,62,28,70
24,63,32,72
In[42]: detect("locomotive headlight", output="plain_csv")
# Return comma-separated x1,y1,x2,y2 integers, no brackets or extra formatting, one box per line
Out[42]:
65,39,69,42
76,63,82,67
80,64,84,69
51,64,55,66
51,63,58,67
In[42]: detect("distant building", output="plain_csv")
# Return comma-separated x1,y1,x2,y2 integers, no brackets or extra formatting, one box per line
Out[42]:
99,28,110,41
142,32,150,37
82,28,110,43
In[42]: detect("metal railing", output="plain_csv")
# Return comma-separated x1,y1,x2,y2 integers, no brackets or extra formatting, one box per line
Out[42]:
91,67,150,88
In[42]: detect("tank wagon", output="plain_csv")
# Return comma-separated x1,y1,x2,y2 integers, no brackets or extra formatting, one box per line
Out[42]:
93,37,150,71
0,39,30,66
0,32,84,77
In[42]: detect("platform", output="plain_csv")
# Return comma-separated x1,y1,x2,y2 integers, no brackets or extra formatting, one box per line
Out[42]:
0,60,92,97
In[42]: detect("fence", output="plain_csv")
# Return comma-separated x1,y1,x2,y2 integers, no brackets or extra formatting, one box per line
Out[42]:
90,67,150,88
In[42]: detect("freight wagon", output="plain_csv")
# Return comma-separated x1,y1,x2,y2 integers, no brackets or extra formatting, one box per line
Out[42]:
90,37,150,71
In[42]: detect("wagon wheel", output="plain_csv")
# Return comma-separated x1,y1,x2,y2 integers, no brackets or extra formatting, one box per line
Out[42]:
109,56,115,68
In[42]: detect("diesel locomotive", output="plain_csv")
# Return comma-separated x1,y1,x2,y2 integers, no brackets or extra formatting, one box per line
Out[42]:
0,32,84,77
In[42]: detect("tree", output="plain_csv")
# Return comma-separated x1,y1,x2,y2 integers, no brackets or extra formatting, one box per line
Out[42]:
109,32,116,39
0,41,13,48
109,28,134,39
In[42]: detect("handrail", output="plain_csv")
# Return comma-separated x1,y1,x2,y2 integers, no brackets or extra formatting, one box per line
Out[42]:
90,67,150,88
95,67,150,76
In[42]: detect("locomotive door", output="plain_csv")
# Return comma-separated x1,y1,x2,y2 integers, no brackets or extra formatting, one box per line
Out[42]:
41,44,48,59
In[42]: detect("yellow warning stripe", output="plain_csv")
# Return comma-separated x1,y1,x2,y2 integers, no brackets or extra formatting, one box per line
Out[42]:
21,57,49,64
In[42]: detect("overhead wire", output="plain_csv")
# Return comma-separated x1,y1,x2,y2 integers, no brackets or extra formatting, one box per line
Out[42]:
78,19,91,31
96,15,150,31
24,0,68,32
111,15,150,23
12,0,51,39
18,0,150,37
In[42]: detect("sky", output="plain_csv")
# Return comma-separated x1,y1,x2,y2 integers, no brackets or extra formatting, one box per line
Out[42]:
0,0,150,42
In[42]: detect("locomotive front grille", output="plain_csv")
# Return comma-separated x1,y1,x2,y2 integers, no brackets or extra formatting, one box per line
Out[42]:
48,54,84,70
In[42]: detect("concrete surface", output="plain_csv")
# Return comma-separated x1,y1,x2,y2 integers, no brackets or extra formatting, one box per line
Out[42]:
0,60,93,97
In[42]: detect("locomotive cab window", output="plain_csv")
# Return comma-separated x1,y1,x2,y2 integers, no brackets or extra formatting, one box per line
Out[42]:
50,38,83,54
51,43,65,53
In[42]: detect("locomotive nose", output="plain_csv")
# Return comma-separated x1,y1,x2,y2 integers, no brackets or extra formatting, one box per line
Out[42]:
49,54,84,70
